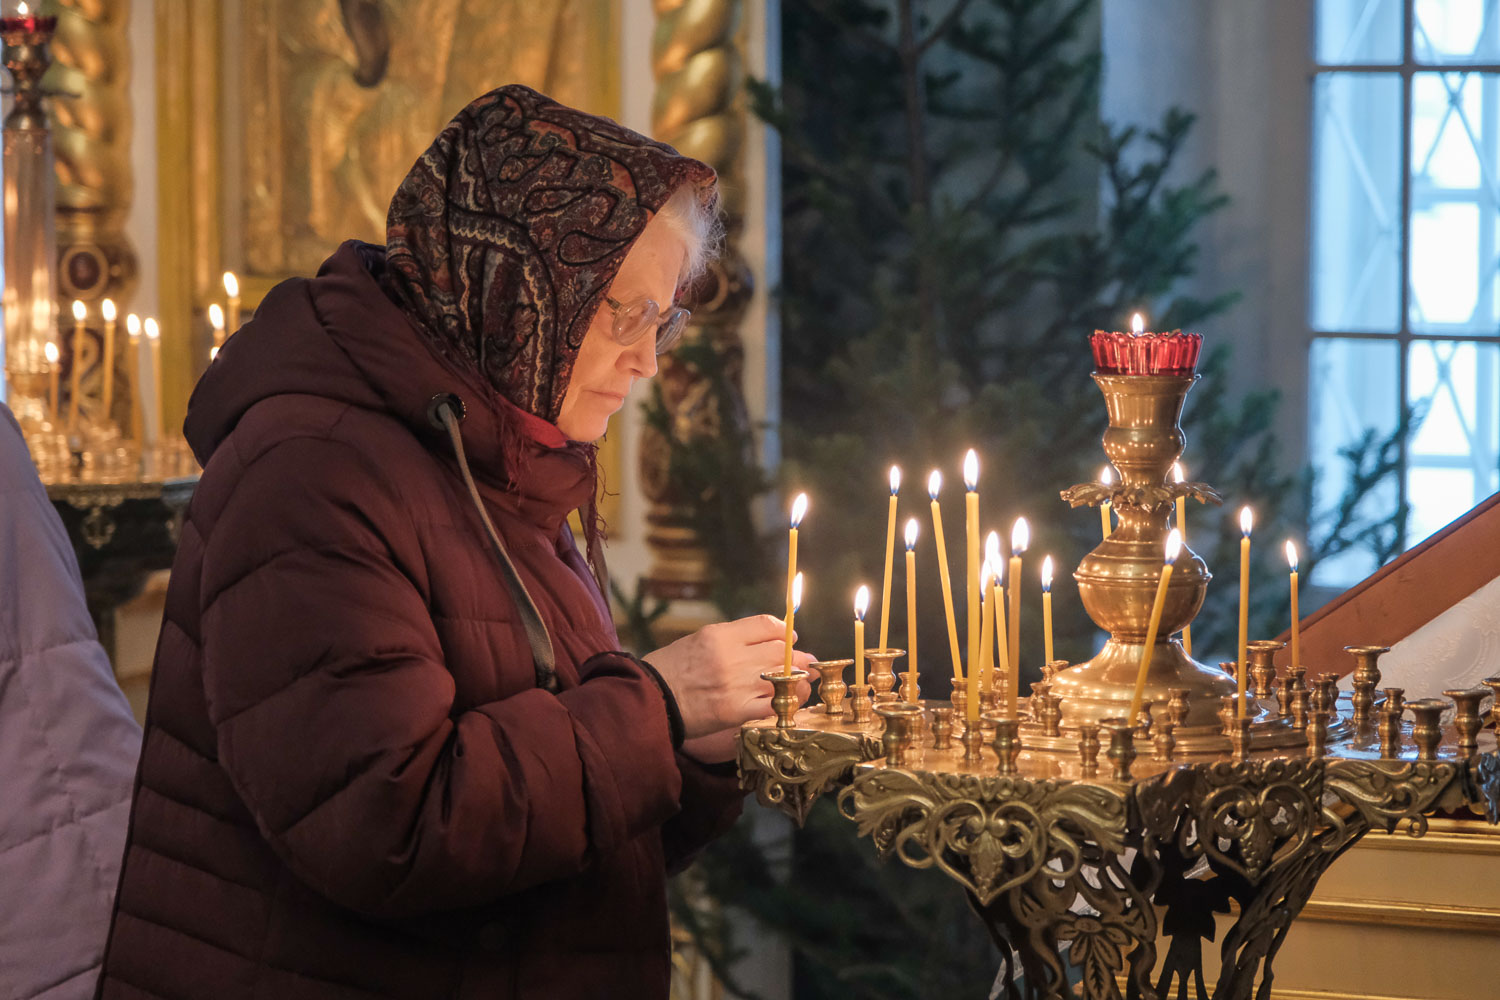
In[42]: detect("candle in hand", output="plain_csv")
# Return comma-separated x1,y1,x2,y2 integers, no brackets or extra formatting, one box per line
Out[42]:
209,303,226,351
1286,540,1301,676
1041,555,1055,665
880,467,900,650
101,298,117,418
784,493,808,676
1100,465,1115,540
125,315,143,444
1175,463,1192,655
854,585,869,689
1008,517,1028,682
904,519,919,694
223,271,241,335
928,471,963,685
964,450,980,693
68,300,86,431
1129,529,1182,723
44,341,60,420
1237,506,1253,718
783,572,803,675
145,318,163,445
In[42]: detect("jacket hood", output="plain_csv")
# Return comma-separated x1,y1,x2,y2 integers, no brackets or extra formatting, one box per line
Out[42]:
185,241,594,528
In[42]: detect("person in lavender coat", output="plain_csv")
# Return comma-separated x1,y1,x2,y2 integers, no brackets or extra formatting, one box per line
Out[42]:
0,402,141,999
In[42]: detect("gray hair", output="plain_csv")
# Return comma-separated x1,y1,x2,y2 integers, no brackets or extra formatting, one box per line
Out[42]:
654,183,725,287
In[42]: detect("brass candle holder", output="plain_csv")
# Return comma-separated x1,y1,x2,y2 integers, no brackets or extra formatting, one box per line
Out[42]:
762,669,809,728
1346,644,1389,726
865,648,903,704
1407,698,1448,761
1100,717,1137,781
1484,676,1500,728
928,706,953,750
1445,687,1487,755
1246,639,1283,700
848,683,874,725
875,702,923,767
812,659,851,718
986,713,1022,775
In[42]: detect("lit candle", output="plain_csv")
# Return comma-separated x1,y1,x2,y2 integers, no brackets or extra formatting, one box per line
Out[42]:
854,585,869,690
44,341,60,420
223,271,240,335
1237,506,1253,718
880,466,900,650
1100,465,1115,540
126,314,143,444
210,346,220,362
967,561,985,725
783,493,808,676
209,302,226,351
976,555,995,700
1286,540,1301,676
145,318,162,445
1008,517,1028,681
904,519,919,694
928,471,963,685
992,540,1014,715
963,449,980,693
1129,529,1182,723
101,298,117,418
1041,555,1055,665
1175,462,1192,656
68,299,86,431
1132,312,1145,335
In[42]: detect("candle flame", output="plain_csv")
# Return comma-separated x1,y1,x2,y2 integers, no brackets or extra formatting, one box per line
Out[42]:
144,318,160,341
854,584,869,620
889,465,901,495
101,298,116,322
1165,528,1183,562
16,2,27,17
1041,555,1054,591
979,556,995,590
791,572,803,613
984,529,1001,566
1285,540,1298,571
210,345,220,362
963,449,978,491
1173,462,1185,484
1131,312,1145,335
223,271,239,298
1240,506,1253,536
789,492,808,528
927,469,941,499
904,518,919,550
71,299,86,322
208,303,225,329
1011,517,1030,554
43,340,57,363
1100,465,1114,486
126,313,141,337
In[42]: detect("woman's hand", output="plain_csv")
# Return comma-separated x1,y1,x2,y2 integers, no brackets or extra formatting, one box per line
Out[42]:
643,615,815,741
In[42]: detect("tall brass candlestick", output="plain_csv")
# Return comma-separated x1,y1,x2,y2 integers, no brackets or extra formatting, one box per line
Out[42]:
927,471,963,685
963,450,980,693
67,299,85,431
1237,506,1252,718
880,467,899,649
904,519,918,695
100,298,116,418
783,493,808,676
1008,518,1028,682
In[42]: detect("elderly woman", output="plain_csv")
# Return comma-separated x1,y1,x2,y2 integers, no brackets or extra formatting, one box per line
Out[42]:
96,85,812,999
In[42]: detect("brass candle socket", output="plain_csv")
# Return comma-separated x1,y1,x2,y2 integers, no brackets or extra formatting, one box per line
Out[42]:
865,648,904,704
1482,677,1500,729
986,713,1022,775
1306,710,1331,757
958,726,986,766
848,683,874,726
1135,702,1154,740
900,670,921,705
762,669,809,729
1346,644,1389,726
1246,640,1284,700
1053,374,1232,730
1229,716,1253,762
812,659,852,718
1078,723,1102,778
1031,682,1062,737
950,686,969,736
1377,706,1403,758
1166,687,1191,729
929,706,954,751
1217,694,1237,736
1291,685,1311,730
1444,687,1487,755
1041,659,1066,685
1407,698,1448,761
1100,718,1137,781
876,702,924,767
1383,687,1406,716
1153,721,1176,762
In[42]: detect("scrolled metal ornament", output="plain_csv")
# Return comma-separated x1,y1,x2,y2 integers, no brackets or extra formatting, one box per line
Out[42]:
737,726,878,827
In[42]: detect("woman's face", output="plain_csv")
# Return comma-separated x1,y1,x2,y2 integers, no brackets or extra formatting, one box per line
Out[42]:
554,212,686,441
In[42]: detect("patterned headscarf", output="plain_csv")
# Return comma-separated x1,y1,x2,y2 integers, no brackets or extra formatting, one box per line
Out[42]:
385,84,717,422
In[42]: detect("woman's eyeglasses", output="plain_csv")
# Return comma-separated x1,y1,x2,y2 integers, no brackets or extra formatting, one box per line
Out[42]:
605,296,690,354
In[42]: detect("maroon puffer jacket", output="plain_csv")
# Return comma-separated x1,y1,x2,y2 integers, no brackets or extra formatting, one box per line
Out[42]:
95,242,744,999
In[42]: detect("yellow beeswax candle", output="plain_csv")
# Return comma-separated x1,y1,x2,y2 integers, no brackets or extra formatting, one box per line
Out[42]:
1286,540,1300,675
44,341,60,421
209,303,226,351
966,560,986,725
1100,465,1115,540
993,548,1014,715
101,299,117,418
854,585,869,689
145,318,163,444
963,450,980,691
224,271,241,336
1237,506,1253,718
1008,518,1029,681
1041,555,1055,665
68,300,86,431
783,572,803,675
784,493,808,676
880,467,900,650
1174,463,1192,655
1129,530,1181,724
125,315,143,445
927,471,963,684
983,532,1002,695
976,557,995,701
904,519,919,696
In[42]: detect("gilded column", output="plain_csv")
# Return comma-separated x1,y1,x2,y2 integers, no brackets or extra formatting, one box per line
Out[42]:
48,0,136,424
644,0,753,600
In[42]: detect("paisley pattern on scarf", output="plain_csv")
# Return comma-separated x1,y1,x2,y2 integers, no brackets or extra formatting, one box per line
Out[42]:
384,84,716,422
